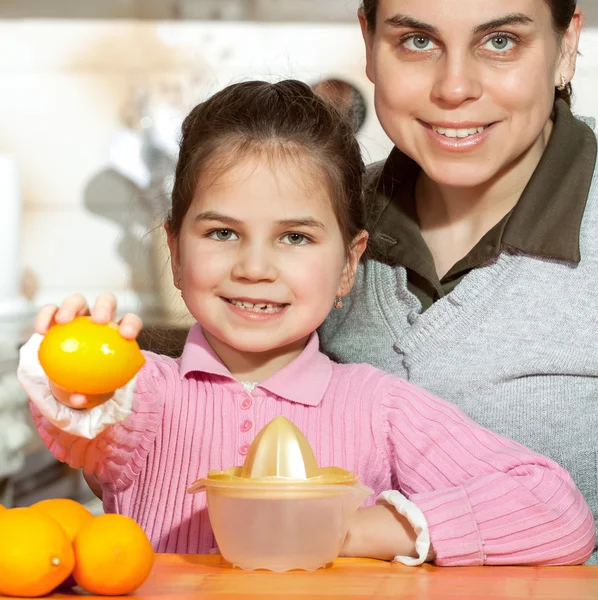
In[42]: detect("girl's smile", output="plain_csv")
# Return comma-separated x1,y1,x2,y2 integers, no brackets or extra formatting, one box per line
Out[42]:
222,296,290,319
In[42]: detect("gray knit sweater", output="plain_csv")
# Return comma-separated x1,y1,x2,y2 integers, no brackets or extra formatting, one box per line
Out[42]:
320,133,598,564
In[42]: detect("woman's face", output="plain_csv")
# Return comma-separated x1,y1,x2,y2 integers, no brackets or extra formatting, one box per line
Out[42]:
361,0,582,188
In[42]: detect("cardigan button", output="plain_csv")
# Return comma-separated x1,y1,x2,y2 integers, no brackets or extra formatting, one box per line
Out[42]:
240,419,253,433
239,443,250,456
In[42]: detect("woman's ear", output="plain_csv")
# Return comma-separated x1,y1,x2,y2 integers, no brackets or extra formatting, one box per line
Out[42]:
337,230,369,297
556,7,583,85
165,223,181,289
358,8,376,85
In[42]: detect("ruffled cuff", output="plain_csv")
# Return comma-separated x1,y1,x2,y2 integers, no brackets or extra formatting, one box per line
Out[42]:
377,490,434,566
17,333,136,439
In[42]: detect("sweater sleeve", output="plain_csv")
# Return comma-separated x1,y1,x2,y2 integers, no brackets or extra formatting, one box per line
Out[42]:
17,334,167,494
381,378,596,566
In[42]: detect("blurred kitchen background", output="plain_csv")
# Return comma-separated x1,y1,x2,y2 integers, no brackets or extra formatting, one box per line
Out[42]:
0,0,597,514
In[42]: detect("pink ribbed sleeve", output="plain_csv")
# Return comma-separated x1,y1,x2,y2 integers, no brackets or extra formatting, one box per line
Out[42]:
379,378,596,566
29,353,169,493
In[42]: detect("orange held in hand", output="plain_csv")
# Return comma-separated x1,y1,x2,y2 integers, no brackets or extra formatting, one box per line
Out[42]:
0,507,75,597
38,316,145,396
73,513,155,595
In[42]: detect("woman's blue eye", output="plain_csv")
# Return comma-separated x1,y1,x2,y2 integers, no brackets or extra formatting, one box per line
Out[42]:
404,35,436,51
282,233,309,245
209,229,238,241
487,35,515,52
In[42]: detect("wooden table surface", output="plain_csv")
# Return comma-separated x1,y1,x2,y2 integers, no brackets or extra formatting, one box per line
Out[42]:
5,555,597,600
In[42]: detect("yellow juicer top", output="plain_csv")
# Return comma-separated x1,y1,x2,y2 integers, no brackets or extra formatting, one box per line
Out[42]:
188,416,358,493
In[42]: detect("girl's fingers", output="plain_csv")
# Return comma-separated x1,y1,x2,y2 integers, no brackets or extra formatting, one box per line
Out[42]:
35,304,59,335
55,294,90,324
91,293,118,324
118,313,143,340
69,393,88,409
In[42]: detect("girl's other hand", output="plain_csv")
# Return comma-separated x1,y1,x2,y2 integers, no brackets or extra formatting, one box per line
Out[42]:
35,293,144,409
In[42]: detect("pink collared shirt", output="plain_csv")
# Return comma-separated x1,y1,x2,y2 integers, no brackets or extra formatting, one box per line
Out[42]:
21,325,595,565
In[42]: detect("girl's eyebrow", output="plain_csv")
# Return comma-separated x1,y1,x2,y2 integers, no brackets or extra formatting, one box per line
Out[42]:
276,218,325,230
384,13,534,36
194,211,242,226
194,212,325,230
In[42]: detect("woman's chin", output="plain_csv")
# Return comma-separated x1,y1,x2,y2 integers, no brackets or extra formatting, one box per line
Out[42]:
421,163,499,190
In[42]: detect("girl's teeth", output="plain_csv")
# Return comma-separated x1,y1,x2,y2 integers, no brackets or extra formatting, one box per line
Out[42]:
229,299,284,313
433,126,486,138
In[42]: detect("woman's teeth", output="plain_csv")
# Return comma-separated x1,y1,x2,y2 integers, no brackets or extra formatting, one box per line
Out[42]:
228,299,285,313
432,125,487,138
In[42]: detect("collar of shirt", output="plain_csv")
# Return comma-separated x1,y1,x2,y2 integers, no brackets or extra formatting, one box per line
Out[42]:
370,99,598,278
179,324,333,406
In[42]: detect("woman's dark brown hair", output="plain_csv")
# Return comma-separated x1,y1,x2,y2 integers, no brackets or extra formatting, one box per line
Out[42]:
360,0,577,105
167,80,366,251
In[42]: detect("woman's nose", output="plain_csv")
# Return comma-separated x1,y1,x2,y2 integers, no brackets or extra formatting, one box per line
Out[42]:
431,51,483,106
231,244,278,282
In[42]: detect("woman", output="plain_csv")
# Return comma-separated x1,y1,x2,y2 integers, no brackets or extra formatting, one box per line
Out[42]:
320,0,598,563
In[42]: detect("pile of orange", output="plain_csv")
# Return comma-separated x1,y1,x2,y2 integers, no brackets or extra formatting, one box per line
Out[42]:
38,316,145,397
0,499,154,597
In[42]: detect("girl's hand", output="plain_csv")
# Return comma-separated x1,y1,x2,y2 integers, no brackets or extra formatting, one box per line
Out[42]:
340,505,418,561
35,293,143,409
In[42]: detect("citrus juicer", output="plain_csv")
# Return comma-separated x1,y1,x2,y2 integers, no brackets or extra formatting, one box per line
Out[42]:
188,416,373,571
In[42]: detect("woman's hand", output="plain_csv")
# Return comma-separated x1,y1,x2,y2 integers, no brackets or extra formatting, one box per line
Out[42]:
340,504,418,561
35,293,143,409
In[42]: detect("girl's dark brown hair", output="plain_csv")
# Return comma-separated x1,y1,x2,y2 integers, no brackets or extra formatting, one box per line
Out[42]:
361,0,577,105
167,80,366,251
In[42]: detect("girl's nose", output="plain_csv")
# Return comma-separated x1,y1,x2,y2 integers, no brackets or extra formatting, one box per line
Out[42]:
231,245,278,282
431,51,483,106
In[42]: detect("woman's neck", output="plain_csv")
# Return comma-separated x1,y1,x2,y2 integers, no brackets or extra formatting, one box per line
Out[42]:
415,119,554,278
202,329,309,382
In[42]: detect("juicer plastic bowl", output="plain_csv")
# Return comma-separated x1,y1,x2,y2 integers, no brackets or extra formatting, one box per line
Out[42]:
204,481,372,572
188,416,373,571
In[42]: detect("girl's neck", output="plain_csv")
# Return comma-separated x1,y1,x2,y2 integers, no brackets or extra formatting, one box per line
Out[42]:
415,119,553,278
202,329,309,383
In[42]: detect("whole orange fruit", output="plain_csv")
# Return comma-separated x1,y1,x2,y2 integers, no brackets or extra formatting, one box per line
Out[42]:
38,316,145,395
73,514,154,595
30,498,94,542
0,508,74,597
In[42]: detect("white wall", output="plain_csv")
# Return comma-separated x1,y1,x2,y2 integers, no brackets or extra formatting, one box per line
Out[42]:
0,20,596,319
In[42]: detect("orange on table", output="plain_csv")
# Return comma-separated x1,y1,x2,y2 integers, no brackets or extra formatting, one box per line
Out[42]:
0,507,74,597
38,316,145,396
30,497,94,541
73,513,155,595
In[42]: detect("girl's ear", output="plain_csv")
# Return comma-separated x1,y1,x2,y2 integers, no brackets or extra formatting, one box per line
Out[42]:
165,223,181,289
337,230,369,298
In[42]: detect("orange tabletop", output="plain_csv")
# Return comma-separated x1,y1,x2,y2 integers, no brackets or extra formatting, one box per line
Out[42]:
3,555,598,600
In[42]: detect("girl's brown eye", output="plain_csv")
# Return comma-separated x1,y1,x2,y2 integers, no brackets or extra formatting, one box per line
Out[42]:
208,229,238,241
282,233,309,245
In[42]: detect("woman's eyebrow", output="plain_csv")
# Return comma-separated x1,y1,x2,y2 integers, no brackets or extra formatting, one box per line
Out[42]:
473,13,534,35
384,14,439,36
384,12,534,36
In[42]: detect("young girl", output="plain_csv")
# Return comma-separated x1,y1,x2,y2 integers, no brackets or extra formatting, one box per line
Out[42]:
18,80,594,567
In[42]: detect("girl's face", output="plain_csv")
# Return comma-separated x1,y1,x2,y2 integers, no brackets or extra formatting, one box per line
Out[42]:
361,0,582,189
169,153,366,357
